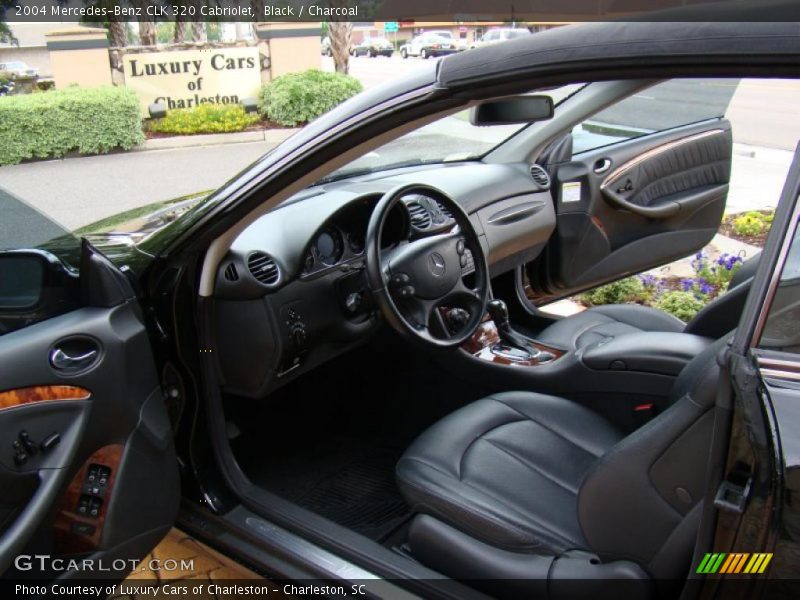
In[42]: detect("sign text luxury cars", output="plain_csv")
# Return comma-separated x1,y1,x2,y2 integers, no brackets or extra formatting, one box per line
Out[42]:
122,47,261,115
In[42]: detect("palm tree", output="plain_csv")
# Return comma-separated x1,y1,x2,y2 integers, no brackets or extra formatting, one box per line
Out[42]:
139,21,156,46
191,21,207,43
328,21,352,74
173,19,187,43
109,21,128,48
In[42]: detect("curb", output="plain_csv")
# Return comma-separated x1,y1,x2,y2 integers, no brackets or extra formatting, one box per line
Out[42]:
134,128,299,152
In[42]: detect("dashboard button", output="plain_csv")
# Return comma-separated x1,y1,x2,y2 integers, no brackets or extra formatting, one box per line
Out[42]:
456,239,466,255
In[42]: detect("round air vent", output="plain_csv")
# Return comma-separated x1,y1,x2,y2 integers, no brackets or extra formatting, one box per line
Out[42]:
529,164,551,189
247,252,280,286
407,201,432,230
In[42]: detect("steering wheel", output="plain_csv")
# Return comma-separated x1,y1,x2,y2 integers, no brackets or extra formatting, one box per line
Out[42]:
365,184,490,348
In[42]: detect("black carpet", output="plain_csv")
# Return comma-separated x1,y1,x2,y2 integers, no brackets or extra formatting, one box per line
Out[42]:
237,436,411,542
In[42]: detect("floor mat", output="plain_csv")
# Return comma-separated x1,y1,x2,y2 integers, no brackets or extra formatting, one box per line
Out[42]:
239,438,411,542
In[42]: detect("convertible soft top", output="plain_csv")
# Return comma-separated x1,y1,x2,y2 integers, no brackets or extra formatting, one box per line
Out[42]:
437,21,800,91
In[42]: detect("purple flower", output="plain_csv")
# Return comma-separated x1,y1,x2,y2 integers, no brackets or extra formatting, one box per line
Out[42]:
639,274,659,288
681,278,695,291
716,253,743,271
698,278,714,295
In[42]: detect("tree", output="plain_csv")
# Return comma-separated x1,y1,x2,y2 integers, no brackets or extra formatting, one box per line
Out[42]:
191,21,207,43
139,21,156,46
109,21,128,47
328,21,352,74
173,19,187,43
1,0,17,45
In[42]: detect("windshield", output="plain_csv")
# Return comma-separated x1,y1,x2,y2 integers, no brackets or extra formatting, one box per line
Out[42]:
318,84,583,184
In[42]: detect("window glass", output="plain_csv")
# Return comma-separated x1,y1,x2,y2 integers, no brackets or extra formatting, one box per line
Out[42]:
759,221,800,351
572,78,740,155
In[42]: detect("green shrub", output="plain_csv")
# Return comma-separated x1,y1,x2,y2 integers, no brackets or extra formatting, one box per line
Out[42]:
0,85,144,165
731,210,773,237
581,276,646,306
654,291,706,322
147,104,259,135
732,213,767,237
259,69,363,127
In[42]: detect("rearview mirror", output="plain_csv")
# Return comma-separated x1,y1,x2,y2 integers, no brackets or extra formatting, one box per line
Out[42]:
470,95,554,126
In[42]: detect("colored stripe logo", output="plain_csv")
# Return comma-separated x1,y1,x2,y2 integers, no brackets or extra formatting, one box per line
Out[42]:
696,553,773,574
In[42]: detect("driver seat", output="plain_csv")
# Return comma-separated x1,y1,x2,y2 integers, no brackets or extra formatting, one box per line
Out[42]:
396,335,728,597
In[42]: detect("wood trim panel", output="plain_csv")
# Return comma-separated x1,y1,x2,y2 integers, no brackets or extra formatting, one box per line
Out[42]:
54,444,124,554
0,385,90,411
462,318,565,367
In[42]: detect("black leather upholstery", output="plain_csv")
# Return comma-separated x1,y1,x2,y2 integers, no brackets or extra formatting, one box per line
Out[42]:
396,335,730,583
536,304,684,349
537,253,760,351
396,392,622,554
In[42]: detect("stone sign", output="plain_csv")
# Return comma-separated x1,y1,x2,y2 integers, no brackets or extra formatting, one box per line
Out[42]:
122,46,261,116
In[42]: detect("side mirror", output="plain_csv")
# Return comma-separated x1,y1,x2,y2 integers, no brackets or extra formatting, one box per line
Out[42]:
470,95,554,126
0,250,79,334
0,252,46,310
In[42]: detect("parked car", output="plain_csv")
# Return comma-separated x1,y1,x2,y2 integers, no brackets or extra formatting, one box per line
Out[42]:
470,27,531,49
351,36,394,57
3,19,800,599
0,60,38,78
320,36,332,57
400,33,458,59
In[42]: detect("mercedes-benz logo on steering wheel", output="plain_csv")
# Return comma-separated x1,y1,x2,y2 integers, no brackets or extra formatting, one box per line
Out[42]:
428,252,446,277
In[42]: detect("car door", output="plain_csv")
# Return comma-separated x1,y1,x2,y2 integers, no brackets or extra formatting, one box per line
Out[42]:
695,143,800,585
526,78,739,301
0,223,178,580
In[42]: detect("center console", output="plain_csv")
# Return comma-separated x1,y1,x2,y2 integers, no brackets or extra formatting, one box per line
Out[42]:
457,300,565,367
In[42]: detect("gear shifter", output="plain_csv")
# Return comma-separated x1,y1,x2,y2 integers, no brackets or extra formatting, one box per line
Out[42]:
486,299,539,360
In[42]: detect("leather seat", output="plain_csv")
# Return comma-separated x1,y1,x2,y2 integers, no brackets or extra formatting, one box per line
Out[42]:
537,253,760,351
396,336,728,591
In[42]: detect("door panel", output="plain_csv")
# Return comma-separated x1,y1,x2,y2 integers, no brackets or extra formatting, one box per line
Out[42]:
534,119,732,297
0,250,178,579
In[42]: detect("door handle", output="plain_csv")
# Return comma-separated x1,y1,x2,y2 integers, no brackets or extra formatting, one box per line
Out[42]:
50,347,98,371
593,158,612,174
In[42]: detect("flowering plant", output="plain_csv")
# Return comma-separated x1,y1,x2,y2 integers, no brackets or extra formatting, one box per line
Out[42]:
682,252,743,300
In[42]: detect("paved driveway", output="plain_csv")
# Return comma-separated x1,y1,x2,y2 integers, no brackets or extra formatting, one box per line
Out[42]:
0,141,275,231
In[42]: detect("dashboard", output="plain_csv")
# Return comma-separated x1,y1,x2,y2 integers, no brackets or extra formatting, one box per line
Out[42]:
212,161,556,399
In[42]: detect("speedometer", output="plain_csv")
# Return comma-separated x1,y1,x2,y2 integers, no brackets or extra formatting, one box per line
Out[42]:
314,227,344,266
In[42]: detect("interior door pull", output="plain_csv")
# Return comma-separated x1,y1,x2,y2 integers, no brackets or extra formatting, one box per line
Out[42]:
50,348,98,371
593,158,612,174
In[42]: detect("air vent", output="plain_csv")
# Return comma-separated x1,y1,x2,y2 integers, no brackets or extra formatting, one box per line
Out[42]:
407,201,431,229
247,252,280,286
435,200,454,221
529,164,551,189
223,263,239,282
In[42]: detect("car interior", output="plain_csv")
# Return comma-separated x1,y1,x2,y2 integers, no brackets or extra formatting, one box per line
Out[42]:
197,76,764,596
